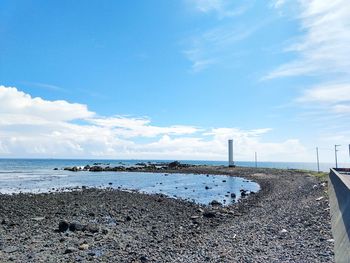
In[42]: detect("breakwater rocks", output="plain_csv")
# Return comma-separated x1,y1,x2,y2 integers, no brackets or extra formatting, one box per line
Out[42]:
0,166,334,262
61,161,192,172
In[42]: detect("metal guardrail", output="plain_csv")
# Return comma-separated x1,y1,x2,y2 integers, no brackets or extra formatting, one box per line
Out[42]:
328,168,350,262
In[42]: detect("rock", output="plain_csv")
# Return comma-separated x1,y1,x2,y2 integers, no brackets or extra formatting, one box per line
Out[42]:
84,224,99,233
168,161,181,169
89,166,103,172
78,244,89,250
84,165,91,170
140,255,148,262
197,208,204,213
210,200,222,206
230,193,236,198
203,211,216,218
64,247,76,254
58,220,69,232
316,196,324,201
222,180,226,182
191,215,200,220
53,168,59,170
280,229,288,234
240,189,247,197
125,215,132,221
31,217,45,221
3,246,18,253
69,222,85,232
205,186,210,190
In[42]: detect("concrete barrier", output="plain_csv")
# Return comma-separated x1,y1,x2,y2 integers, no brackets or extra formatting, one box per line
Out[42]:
329,168,350,262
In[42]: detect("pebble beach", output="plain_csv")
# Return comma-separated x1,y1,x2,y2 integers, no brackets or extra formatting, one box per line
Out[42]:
0,166,334,262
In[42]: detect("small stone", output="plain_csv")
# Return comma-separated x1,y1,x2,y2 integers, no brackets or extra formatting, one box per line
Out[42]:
203,211,216,218
64,247,76,254
69,222,85,232
280,229,288,234
140,255,148,262
316,196,324,201
210,200,222,206
78,244,89,250
327,239,334,242
31,217,45,221
84,224,99,233
3,246,18,253
58,221,69,232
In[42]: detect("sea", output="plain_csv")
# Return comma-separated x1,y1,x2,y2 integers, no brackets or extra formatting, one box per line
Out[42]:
0,159,341,205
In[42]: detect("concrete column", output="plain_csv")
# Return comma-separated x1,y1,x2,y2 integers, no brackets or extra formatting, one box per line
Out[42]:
228,139,234,167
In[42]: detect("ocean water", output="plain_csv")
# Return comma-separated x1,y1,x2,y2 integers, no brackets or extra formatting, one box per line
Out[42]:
0,159,338,205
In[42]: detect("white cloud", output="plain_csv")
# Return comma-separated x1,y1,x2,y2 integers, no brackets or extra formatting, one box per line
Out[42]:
184,23,260,72
89,116,199,138
266,0,350,79
0,85,310,161
0,86,94,122
297,83,350,103
188,0,248,18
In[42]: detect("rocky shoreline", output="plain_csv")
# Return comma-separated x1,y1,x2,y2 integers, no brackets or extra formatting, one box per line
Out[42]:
0,166,334,262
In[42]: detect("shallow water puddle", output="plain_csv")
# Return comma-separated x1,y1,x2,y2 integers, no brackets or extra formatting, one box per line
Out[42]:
0,171,260,206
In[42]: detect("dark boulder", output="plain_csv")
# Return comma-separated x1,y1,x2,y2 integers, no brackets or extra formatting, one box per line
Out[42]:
69,222,85,232
58,220,69,232
203,211,216,218
210,200,222,206
89,166,103,172
168,161,181,169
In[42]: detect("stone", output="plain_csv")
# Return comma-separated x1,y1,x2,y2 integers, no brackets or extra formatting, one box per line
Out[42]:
64,247,76,254
140,255,148,262
316,196,324,201
84,224,99,233
210,200,222,206
203,211,216,218
78,244,89,250
58,221,69,232
3,246,19,253
69,222,85,232
168,161,181,169
280,229,288,234
31,217,45,221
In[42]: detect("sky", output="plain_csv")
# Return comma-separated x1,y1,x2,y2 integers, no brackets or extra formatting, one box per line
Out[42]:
0,0,350,163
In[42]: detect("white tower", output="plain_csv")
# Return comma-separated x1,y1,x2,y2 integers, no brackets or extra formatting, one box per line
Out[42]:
228,139,234,167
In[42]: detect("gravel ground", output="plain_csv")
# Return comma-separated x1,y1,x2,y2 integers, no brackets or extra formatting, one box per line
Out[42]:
0,166,334,262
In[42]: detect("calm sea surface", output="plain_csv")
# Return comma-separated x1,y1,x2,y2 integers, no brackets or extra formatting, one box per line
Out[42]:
0,159,338,205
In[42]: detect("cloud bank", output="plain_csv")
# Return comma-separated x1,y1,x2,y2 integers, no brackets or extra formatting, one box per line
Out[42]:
0,85,307,161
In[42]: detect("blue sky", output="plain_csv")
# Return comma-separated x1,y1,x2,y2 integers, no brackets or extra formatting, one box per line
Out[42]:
0,0,350,163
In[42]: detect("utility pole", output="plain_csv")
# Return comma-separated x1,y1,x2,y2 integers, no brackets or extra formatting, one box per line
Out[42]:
335,144,341,169
316,147,320,173
255,152,257,168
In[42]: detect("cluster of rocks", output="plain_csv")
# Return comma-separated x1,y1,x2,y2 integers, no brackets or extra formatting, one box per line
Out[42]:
60,161,193,172
0,166,334,262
